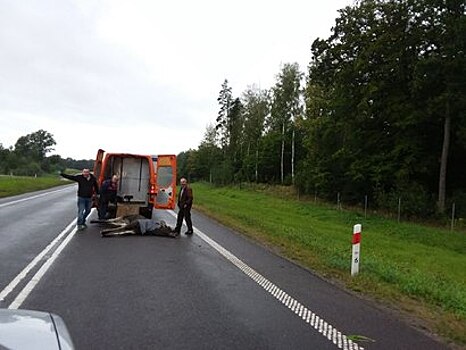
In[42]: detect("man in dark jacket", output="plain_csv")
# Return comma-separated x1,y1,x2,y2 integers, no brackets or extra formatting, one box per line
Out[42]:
98,175,118,220
173,177,193,235
61,168,99,230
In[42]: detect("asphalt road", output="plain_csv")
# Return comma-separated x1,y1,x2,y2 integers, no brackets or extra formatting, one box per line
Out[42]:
0,186,449,349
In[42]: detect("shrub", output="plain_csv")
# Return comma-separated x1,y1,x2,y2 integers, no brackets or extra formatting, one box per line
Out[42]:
374,182,436,218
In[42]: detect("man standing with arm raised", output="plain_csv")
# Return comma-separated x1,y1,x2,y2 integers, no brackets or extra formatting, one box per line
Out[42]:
61,168,99,231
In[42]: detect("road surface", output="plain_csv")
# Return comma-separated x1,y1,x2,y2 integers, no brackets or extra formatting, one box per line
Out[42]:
0,185,448,349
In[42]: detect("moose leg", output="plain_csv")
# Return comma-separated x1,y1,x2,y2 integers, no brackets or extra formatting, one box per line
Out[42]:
101,221,140,237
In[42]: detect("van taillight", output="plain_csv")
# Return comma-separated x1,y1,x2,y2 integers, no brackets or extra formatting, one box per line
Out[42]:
150,185,156,194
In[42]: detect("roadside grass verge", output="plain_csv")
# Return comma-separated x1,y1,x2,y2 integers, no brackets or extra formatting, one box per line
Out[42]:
191,182,466,346
0,175,68,198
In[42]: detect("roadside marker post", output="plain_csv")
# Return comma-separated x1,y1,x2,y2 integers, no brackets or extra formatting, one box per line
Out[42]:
351,224,362,276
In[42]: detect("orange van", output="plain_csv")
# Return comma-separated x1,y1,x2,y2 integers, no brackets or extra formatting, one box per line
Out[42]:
93,149,176,219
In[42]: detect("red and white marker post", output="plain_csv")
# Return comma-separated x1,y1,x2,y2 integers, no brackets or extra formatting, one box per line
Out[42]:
351,224,362,276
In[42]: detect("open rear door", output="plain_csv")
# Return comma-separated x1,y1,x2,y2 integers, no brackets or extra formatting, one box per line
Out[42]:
154,155,177,209
93,149,105,181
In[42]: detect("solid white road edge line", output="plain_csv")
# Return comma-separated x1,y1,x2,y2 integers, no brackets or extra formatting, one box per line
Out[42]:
8,224,79,309
0,218,77,302
168,211,363,350
0,186,72,208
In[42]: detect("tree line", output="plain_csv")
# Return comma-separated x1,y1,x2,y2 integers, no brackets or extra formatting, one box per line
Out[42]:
177,0,466,218
0,129,94,176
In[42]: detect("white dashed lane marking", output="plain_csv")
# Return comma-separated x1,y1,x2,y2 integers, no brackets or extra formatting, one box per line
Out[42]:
168,211,363,350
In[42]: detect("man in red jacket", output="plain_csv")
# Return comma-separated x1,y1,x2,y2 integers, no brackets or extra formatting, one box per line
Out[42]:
173,177,193,235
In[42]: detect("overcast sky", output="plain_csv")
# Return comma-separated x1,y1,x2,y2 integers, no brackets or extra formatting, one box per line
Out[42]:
0,0,352,160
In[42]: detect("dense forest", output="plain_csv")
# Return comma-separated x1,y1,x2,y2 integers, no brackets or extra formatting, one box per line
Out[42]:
177,0,466,218
0,129,94,175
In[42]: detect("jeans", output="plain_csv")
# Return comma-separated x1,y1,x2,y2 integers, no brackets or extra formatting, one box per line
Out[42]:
77,197,92,225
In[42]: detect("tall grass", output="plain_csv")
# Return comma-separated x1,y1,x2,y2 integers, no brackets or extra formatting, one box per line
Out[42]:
191,182,466,345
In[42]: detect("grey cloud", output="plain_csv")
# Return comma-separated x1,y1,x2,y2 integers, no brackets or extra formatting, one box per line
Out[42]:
0,0,201,129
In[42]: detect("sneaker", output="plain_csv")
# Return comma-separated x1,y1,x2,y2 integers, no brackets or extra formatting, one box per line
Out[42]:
184,231,193,235
77,225,85,231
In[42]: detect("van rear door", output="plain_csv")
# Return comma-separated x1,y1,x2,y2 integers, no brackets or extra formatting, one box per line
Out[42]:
154,155,177,209
94,149,105,180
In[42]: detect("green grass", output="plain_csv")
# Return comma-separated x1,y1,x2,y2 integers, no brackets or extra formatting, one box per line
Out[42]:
191,182,466,346
0,175,68,198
